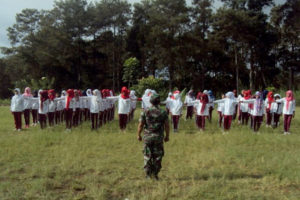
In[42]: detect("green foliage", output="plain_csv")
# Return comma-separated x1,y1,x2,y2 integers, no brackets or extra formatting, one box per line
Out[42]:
15,77,56,91
0,106,300,199
130,76,168,98
122,57,140,87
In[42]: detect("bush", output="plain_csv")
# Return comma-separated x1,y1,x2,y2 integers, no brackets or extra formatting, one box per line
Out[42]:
130,76,168,99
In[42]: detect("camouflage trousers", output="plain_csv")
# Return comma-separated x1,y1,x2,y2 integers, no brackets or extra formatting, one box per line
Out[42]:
143,142,164,176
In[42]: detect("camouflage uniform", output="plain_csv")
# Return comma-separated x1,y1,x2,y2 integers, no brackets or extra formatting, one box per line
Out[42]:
140,105,168,176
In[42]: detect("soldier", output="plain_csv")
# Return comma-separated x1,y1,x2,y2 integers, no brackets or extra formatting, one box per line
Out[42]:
137,94,170,180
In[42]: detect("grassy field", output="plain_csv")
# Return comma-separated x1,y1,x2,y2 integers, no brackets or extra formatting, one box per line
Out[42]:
0,106,299,200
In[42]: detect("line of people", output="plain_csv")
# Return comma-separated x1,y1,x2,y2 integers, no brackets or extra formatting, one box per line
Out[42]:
10,87,138,132
164,89,296,135
10,87,296,135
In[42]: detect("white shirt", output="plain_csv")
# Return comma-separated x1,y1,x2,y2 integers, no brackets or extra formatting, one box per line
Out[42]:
192,100,209,116
87,96,101,113
23,95,32,109
270,102,283,114
38,99,49,114
184,96,195,107
108,96,131,114
214,98,238,116
217,102,224,113
168,94,183,115
31,98,39,110
243,99,265,116
277,98,295,115
11,95,24,112
65,97,76,111
56,99,65,111
240,97,249,113
48,100,57,112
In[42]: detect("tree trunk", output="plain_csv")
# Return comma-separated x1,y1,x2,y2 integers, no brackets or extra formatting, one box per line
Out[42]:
235,45,239,92
289,67,293,90
249,48,254,91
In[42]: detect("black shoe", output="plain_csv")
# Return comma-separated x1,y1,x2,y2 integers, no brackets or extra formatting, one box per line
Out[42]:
154,175,159,180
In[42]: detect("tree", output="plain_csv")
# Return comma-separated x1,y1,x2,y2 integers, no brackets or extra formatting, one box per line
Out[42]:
122,57,140,87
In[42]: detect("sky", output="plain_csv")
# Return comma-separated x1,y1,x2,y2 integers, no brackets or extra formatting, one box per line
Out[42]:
0,0,284,49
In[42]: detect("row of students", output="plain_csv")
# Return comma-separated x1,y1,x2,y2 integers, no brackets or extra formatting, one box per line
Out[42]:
162,89,296,135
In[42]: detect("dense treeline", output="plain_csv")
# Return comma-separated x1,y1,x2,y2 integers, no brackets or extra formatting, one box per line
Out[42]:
0,0,299,98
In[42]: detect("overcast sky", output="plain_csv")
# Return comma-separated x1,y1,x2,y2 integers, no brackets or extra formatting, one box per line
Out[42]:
0,0,284,49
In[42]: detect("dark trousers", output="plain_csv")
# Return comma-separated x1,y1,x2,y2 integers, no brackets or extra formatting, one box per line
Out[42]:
39,114,47,129
103,110,107,124
24,109,31,126
196,115,206,130
32,109,38,123
284,115,293,132
208,107,213,123
253,116,263,132
65,109,73,129
233,105,238,120
218,111,223,127
84,109,90,121
91,113,98,129
241,112,249,125
250,114,253,129
172,115,180,130
48,112,55,126
119,114,128,130
238,107,242,121
273,113,281,128
99,111,104,127
266,110,272,125
73,108,80,127
186,106,194,119
12,112,22,129
223,115,233,130
55,111,61,124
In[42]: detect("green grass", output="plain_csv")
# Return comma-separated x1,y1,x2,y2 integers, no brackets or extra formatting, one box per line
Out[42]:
0,106,299,200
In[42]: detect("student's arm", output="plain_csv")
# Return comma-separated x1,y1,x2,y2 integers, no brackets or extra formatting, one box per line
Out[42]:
276,98,284,103
106,96,119,100
241,99,255,103
292,100,296,118
10,97,14,112
137,121,144,141
213,99,225,104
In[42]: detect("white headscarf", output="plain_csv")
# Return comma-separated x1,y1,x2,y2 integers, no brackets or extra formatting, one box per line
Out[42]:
61,90,66,97
14,88,21,95
86,89,93,97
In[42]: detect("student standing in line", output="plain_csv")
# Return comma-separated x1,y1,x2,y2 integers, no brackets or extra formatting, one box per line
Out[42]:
65,89,75,131
240,90,251,125
192,92,209,132
31,90,39,126
55,92,64,125
130,90,137,121
48,89,56,127
237,90,245,124
241,91,265,133
60,90,67,122
265,91,275,127
214,92,238,132
142,89,153,110
38,90,50,129
165,92,173,114
85,89,101,130
207,90,215,123
217,94,225,128
84,89,92,121
168,91,184,133
276,90,296,135
271,94,282,128
11,88,24,131
184,90,195,120
107,87,131,131
73,90,81,127
23,87,33,128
